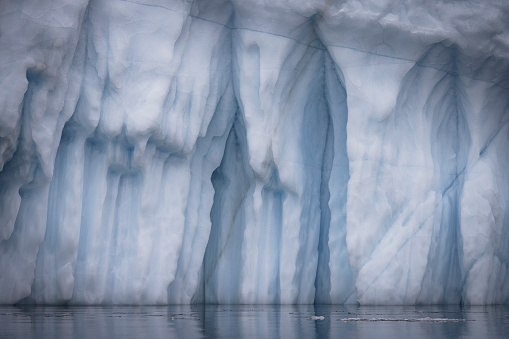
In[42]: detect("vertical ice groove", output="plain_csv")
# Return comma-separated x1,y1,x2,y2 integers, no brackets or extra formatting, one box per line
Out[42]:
314,112,333,304
30,125,87,304
202,114,254,304
257,167,283,303
167,83,237,304
322,55,355,304
417,43,471,304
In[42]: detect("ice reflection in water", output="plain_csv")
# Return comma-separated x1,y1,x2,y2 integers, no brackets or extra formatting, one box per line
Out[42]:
1,305,508,338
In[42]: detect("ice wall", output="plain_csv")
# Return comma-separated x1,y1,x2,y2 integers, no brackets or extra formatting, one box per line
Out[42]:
0,0,508,305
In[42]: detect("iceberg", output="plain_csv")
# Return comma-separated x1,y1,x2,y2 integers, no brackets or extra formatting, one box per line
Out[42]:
0,0,508,305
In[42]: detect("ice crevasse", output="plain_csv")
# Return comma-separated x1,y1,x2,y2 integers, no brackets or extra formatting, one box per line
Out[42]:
0,0,508,305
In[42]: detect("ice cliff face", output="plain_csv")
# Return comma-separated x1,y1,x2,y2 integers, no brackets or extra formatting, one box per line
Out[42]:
1,0,509,305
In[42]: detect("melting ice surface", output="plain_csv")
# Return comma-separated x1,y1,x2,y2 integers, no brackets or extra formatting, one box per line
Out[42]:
0,0,509,305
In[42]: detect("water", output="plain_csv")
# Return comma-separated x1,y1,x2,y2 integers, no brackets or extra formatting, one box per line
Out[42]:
1,304,508,338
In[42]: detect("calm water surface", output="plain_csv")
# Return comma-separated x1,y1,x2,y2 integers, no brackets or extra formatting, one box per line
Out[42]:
1,304,508,338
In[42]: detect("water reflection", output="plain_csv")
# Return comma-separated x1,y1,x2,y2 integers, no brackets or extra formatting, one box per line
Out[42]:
1,304,508,338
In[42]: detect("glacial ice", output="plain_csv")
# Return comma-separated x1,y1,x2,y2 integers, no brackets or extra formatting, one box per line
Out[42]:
0,0,508,305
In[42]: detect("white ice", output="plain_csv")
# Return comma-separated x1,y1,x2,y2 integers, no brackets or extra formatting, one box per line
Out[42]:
0,0,508,305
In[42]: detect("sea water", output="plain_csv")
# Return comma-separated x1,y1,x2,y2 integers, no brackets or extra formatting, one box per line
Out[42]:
1,304,508,338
